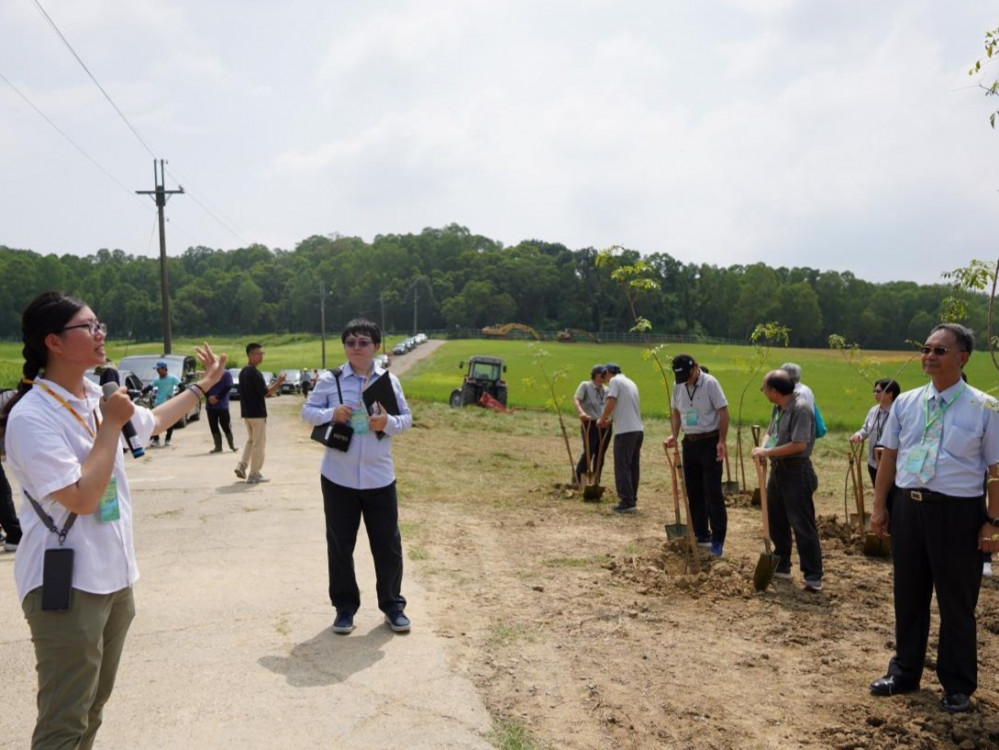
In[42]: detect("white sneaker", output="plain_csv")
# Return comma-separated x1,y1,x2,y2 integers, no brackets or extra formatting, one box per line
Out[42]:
246,475,270,484
2,540,17,552
984,562,993,578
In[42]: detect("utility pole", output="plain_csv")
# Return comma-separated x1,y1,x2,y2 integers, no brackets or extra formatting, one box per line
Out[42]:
412,284,418,335
136,159,184,354
319,281,330,368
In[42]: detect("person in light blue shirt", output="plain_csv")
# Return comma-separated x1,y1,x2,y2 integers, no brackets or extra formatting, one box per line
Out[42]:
301,318,412,636
149,360,181,447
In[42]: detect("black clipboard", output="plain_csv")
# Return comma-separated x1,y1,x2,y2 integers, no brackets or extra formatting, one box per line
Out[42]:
362,373,401,417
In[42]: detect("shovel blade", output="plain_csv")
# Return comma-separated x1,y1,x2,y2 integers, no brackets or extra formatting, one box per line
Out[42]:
753,552,780,591
863,533,891,558
582,484,604,502
665,523,687,540
722,480,740,496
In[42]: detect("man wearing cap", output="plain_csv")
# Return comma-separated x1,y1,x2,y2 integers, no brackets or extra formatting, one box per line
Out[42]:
665,354,730,556
574,365,610,487
597,363,643,514
149,360,181,447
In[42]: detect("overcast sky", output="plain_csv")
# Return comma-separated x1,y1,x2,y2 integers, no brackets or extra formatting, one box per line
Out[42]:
1,1,997,285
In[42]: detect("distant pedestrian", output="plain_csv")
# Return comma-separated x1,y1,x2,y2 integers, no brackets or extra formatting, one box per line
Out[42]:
597,362,644,514
149,360,181,448
206,369,236,453
234,343,285,484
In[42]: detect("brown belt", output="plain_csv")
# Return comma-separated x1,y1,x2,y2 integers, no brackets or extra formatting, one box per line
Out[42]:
683,430,719,443
903,488,981,503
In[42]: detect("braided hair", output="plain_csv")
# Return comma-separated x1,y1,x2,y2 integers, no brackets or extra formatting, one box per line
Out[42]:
0,291,85,435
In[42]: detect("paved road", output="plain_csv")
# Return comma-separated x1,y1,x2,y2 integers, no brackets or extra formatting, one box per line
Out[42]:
0,347,493,748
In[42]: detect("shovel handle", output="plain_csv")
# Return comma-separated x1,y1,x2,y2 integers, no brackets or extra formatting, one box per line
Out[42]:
753,455,774,550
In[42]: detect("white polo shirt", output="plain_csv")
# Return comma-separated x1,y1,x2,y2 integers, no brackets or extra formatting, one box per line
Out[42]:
5,378,155,602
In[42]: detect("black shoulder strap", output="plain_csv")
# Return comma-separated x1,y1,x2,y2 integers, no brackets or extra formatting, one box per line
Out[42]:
332,367,344,405
24,490,77,545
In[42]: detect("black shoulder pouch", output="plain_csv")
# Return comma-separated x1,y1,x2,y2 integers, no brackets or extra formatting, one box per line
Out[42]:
42,548,74,611
309,367,353,452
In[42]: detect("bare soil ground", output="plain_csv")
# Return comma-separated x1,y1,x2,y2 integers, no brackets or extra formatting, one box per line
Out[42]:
392,343,999,749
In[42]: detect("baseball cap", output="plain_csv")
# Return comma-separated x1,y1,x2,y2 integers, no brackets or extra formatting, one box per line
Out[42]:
672,354,695,383
590,364,606,378
604,362,621,375
155,360,168,370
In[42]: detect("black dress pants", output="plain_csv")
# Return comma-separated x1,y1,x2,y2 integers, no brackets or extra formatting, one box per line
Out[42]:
321,475,406,615
682,436,726,544
887,488,983,695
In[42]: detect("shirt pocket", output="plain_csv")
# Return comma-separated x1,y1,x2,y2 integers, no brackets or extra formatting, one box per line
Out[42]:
945,420,983,459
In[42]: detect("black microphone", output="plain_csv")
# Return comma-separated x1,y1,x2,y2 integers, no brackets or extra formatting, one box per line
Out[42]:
102,382,145,458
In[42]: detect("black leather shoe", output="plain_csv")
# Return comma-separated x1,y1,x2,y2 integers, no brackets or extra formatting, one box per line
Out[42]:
941,693,971,713
869,675,919,696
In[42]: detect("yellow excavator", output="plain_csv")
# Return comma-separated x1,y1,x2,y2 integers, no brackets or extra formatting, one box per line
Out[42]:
481,323,543,340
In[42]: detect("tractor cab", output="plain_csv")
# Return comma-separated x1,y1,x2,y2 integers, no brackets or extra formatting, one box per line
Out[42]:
449,356,508,408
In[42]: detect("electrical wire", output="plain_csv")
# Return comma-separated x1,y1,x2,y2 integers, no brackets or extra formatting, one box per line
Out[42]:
29,0,159,159
0,68,150,209
24,0,249,247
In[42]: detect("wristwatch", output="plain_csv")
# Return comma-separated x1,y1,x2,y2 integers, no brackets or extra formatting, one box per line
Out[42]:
987,516,999,527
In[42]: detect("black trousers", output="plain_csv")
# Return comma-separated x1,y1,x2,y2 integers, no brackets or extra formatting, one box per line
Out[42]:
682,436,726,544
887,489,983,695
320,476,406,615
766,459,823,581
207,409,235,449
0,461,21,544
613,431,644,506
576,422,610,481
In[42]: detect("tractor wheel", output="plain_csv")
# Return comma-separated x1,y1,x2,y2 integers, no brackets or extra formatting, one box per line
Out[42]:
495,385,508,407
461,384,477,406
449,389,463,408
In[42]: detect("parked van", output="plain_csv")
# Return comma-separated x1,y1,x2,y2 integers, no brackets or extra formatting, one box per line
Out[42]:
117,354,202,425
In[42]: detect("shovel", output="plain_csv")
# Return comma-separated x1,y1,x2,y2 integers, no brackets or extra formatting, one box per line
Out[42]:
750,425,763,506
582,422,608,502
723,447,740,495
752,454,781,591
663,441,687,540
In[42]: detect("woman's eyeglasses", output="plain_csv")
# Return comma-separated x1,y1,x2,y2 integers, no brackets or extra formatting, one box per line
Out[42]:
344,338,373,349
920,345,961,356
60,321,107,337
873,388,883,394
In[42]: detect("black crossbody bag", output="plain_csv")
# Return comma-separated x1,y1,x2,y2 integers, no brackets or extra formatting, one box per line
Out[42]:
309,368,353,452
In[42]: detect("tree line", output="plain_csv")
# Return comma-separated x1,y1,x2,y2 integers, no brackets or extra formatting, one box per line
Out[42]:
0,224,983,349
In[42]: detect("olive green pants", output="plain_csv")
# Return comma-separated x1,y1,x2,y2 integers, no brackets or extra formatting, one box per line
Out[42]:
22,586,135,750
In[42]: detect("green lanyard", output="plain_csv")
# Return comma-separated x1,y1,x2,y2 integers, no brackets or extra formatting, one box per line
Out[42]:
922,382,965,438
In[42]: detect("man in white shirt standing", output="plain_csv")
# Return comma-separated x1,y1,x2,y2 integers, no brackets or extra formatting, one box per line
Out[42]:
598,363,643,514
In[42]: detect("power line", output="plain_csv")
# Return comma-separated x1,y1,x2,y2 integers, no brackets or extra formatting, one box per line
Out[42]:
0,68,150,208
29,0,159,159
23,0,249,248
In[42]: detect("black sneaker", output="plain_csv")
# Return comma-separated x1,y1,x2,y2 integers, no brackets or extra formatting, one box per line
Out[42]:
332,610,355,634
612,503,637,514
385,610,411,633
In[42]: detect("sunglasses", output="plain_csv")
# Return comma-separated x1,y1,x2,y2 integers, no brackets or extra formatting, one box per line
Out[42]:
60,321,107,337
873,388,883,394
344,338,374,349
920,345,962,356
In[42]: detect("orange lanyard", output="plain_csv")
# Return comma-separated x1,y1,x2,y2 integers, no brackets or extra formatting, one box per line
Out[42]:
25,379,99,440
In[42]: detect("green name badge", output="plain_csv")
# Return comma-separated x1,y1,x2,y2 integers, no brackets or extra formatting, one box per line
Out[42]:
99,477,120,522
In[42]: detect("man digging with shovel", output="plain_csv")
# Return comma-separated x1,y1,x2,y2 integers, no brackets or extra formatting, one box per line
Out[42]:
665,354,730,557
752,370,824,593
574,365,611,497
